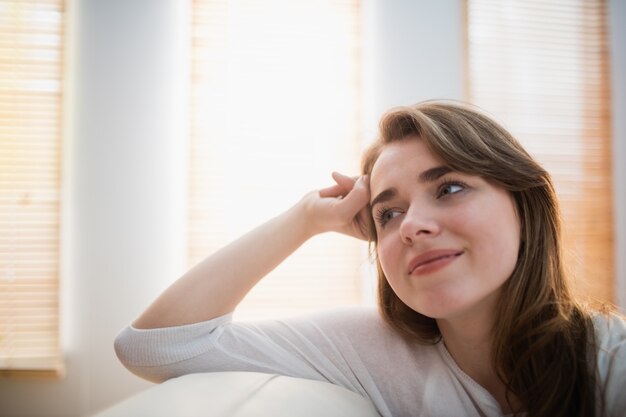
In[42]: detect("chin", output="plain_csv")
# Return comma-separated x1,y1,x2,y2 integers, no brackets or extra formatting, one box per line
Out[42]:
408,294,475,321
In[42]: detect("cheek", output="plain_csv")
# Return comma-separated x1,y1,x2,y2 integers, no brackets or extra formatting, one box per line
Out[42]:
376,234,403,281
458,200,521,277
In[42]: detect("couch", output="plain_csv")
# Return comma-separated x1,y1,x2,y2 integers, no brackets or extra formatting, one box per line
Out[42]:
92,371,382,417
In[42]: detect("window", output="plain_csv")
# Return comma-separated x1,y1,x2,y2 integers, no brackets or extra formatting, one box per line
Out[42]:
0,0,65,375
466,0,613,303
189,0,369,320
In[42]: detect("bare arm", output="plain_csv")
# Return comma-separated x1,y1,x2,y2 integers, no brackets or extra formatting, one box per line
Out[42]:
132,173,370,329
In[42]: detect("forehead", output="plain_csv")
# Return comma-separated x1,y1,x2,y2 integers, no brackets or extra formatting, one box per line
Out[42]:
370,138,442,190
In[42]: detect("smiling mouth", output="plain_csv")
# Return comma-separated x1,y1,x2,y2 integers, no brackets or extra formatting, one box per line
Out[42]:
408,251,464,275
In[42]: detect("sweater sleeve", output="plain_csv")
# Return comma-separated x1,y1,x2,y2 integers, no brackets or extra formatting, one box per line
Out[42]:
113,307,387,395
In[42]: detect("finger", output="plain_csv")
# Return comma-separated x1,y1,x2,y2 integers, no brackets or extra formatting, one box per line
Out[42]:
355,203,374,241
336,175,370,219
318,184,345,198
331,171,358,192
351,177,373,240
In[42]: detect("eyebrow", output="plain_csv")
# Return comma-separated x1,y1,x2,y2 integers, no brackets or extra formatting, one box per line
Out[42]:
419,165,453,182
369,165,453,208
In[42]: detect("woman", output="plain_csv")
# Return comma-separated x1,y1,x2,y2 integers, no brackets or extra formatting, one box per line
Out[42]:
115,101,625,417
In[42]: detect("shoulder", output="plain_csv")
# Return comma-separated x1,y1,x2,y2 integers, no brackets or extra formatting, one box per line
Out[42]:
591,312,626,367
591,312,626,415
591,311,626,352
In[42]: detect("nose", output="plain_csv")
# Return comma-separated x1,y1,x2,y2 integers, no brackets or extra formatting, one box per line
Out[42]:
399,205,441,245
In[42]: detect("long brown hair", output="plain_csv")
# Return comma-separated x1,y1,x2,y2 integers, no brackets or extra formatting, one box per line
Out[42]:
361,100,600,417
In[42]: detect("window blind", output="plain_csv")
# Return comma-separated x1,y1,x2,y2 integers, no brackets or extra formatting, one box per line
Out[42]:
189,0,368,321
466,0,613,303
0,0,64,374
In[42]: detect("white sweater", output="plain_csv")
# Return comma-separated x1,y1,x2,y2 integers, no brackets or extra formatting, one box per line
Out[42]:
114,307,626,417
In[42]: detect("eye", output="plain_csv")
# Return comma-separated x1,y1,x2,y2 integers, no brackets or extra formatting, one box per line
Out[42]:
374,206,402,227
436,180,466,199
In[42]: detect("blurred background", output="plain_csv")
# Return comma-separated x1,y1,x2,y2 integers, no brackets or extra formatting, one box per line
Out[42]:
0,0,624,416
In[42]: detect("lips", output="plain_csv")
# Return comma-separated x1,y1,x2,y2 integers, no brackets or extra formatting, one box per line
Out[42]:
408,249,465,275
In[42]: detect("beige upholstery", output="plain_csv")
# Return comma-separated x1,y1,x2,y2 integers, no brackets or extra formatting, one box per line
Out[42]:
93,372,381,417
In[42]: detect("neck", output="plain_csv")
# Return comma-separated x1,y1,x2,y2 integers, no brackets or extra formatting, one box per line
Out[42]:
438,312,494,385
437,290,496,370
438,314,493,376
436,298,515,413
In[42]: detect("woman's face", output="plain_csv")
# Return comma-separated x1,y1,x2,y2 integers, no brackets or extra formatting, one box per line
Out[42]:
369,137,521,320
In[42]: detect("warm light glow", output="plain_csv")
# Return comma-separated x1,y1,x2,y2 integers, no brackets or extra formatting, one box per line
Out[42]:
190,0,373,320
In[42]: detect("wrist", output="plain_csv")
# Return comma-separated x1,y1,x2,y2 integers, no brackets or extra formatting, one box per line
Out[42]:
293,191,324,239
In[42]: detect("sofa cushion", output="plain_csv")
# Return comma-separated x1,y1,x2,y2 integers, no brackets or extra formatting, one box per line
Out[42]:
93,372,381,417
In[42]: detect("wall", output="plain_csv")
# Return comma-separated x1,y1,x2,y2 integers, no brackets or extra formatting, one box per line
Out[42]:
361,0,464,137
610,0,626,312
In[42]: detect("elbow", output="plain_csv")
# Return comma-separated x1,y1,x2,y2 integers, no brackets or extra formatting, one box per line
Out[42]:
113,327,155,381
113,326,180,383
113,328,139,374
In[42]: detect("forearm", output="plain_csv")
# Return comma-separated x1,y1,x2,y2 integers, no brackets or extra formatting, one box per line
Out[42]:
132,200,315,329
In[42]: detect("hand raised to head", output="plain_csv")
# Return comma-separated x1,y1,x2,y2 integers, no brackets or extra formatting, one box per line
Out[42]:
303,172,372,240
